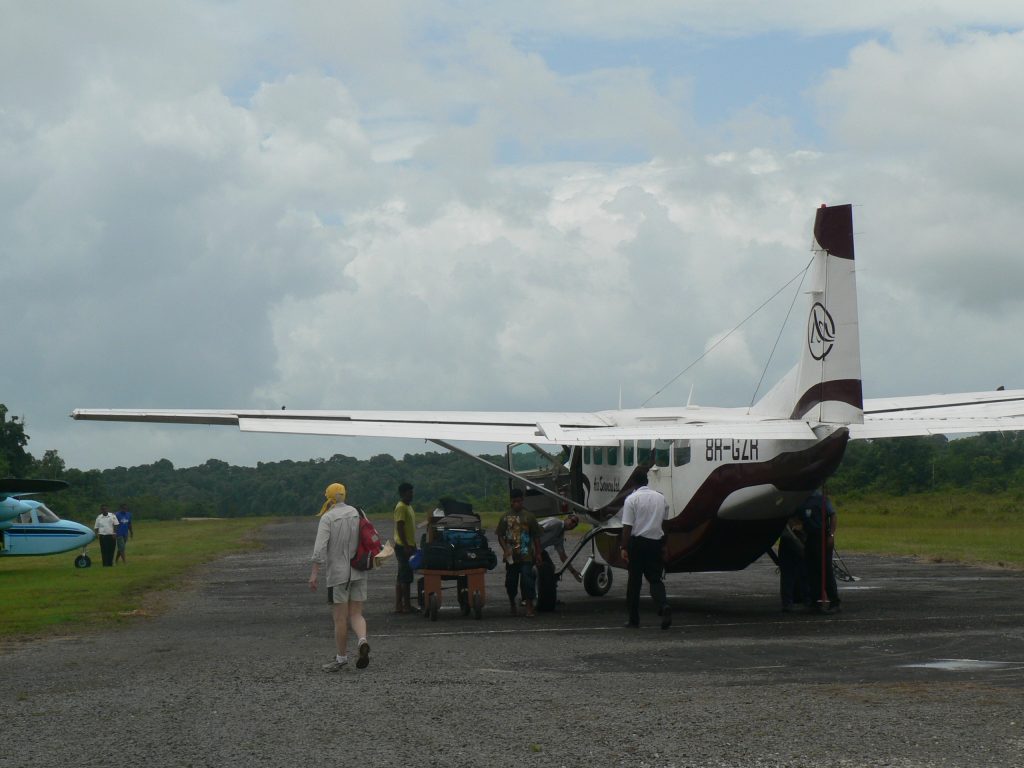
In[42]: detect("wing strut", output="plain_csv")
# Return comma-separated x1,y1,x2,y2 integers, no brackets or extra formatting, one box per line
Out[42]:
428,439,593,515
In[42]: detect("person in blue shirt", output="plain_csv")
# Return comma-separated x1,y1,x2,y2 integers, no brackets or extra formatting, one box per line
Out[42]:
114,502,133,564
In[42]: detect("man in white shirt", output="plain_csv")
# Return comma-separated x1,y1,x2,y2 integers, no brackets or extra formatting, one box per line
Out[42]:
309,482,371,672
93,505,118,567
619,472,672,630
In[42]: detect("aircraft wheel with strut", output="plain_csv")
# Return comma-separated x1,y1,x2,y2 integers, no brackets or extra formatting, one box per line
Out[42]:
74,554,92,569
583,563,613,596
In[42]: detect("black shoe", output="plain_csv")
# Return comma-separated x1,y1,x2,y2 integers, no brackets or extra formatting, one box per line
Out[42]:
356,641,370,669
660,605,672,630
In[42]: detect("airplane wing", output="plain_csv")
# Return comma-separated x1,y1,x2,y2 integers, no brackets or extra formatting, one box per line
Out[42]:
0,479,69,499
853,389,1024,439
71,408,818,445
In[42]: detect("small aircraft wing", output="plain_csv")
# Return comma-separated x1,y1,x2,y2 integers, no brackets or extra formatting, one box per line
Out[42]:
72,408,818,445
853,389,1024,439
0,479,69,499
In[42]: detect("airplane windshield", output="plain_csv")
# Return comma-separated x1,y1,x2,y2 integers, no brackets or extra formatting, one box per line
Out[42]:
34,504,61,523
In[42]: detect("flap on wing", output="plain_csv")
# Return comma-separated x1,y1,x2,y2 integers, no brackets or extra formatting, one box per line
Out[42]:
856,389,1024,439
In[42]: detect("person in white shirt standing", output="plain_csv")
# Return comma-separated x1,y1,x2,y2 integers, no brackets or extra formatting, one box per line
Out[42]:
309,482,371,673
619,472,672,630
93,505,118,567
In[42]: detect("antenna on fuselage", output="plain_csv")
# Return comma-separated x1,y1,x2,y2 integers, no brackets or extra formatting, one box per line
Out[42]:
686,384,694,407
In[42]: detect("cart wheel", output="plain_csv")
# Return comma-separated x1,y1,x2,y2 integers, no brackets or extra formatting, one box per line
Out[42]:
459,591,471,616
583,564,613,596
428,593,439,621
472,590,483,620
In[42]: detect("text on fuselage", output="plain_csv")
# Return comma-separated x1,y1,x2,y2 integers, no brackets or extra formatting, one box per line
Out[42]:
705,439,759,462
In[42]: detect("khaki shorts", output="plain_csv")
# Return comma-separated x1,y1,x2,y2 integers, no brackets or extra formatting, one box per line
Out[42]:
326,579,367,605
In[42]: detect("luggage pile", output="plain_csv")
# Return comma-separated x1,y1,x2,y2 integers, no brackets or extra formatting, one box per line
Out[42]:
420,498,498,571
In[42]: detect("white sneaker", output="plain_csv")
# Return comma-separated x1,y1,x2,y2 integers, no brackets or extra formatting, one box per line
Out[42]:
322,658,348,673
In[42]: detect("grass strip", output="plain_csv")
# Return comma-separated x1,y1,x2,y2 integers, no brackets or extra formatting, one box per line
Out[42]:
0,517,272,640
834,491,1024,569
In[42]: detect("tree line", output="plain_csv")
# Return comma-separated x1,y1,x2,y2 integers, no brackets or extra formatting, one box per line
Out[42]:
3,403,1024,523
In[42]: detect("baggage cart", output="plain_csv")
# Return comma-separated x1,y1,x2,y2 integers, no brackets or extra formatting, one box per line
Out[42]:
418,567,486,621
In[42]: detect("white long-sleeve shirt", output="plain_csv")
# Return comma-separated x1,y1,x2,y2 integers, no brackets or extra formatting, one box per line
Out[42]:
311,503,365,588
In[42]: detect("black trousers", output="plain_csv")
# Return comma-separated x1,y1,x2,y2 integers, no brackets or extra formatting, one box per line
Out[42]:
626,536,668,625
98,534,116,567
805,534,839,607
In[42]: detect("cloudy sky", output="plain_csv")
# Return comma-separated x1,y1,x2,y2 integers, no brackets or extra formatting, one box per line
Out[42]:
3,2,1024,470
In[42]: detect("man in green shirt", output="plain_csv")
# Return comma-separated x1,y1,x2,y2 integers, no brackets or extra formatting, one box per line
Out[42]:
393,482,417,613
496,488,542,617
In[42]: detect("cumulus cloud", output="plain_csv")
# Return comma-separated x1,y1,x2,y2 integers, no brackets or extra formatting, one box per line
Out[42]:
3,3,1024,469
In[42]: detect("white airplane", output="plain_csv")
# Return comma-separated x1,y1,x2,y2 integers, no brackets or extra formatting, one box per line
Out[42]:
72,204,1024,594
1,479,96,567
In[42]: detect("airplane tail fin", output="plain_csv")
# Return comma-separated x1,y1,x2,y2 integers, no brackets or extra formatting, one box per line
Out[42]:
755,204,863,425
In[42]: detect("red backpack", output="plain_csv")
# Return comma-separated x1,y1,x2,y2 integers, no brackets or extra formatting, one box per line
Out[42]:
350,509,383,571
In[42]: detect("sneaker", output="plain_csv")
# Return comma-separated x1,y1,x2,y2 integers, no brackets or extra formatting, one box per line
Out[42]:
356,641,371,669
322,658,348,673
660,605,672,630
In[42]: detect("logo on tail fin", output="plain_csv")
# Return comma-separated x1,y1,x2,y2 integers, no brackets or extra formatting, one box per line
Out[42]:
807,302,836,361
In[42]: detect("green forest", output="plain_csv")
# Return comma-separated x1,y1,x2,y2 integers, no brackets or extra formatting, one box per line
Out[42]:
4,403,1024,523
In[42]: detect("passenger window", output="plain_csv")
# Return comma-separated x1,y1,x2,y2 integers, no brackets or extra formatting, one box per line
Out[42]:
637,440,651,465
655,440,670,467
593,447,604,466
583,447,591,464
607,445,618,466
674,440,691,467
623,441,634,466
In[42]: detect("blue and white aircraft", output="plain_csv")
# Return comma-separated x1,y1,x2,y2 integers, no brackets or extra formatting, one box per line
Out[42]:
0,480,95,567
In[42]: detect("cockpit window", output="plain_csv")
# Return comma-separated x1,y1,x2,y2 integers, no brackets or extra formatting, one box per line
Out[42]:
673,440,691,467
18,511,33,524
34,504,61,523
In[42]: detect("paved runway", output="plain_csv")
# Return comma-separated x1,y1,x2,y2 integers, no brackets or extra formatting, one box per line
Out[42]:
3,518,1023,767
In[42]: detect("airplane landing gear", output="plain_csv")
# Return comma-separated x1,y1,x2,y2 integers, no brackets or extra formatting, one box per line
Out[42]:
582,559,613,596
74,553,92,569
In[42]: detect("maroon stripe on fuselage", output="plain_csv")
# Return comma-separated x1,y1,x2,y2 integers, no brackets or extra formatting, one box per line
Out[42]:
662,428,850,572
789,379,863,420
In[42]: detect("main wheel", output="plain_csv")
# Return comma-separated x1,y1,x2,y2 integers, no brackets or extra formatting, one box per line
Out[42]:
428,593,440,621
583,563,613,596
458,576,470,616
472,590,483,620
74,554,91,569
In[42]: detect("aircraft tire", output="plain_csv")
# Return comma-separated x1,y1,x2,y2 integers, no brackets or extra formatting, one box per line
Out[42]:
583,563,613,596
74,554,92,569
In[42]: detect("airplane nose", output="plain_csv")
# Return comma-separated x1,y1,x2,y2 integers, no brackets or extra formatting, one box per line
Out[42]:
69,521,96,546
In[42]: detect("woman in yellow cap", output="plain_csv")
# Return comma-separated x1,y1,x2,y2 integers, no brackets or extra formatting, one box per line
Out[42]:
308,482,371,672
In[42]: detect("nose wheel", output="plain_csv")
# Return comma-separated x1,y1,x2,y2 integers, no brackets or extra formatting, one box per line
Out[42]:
74,553,92,569
582,559,613,596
